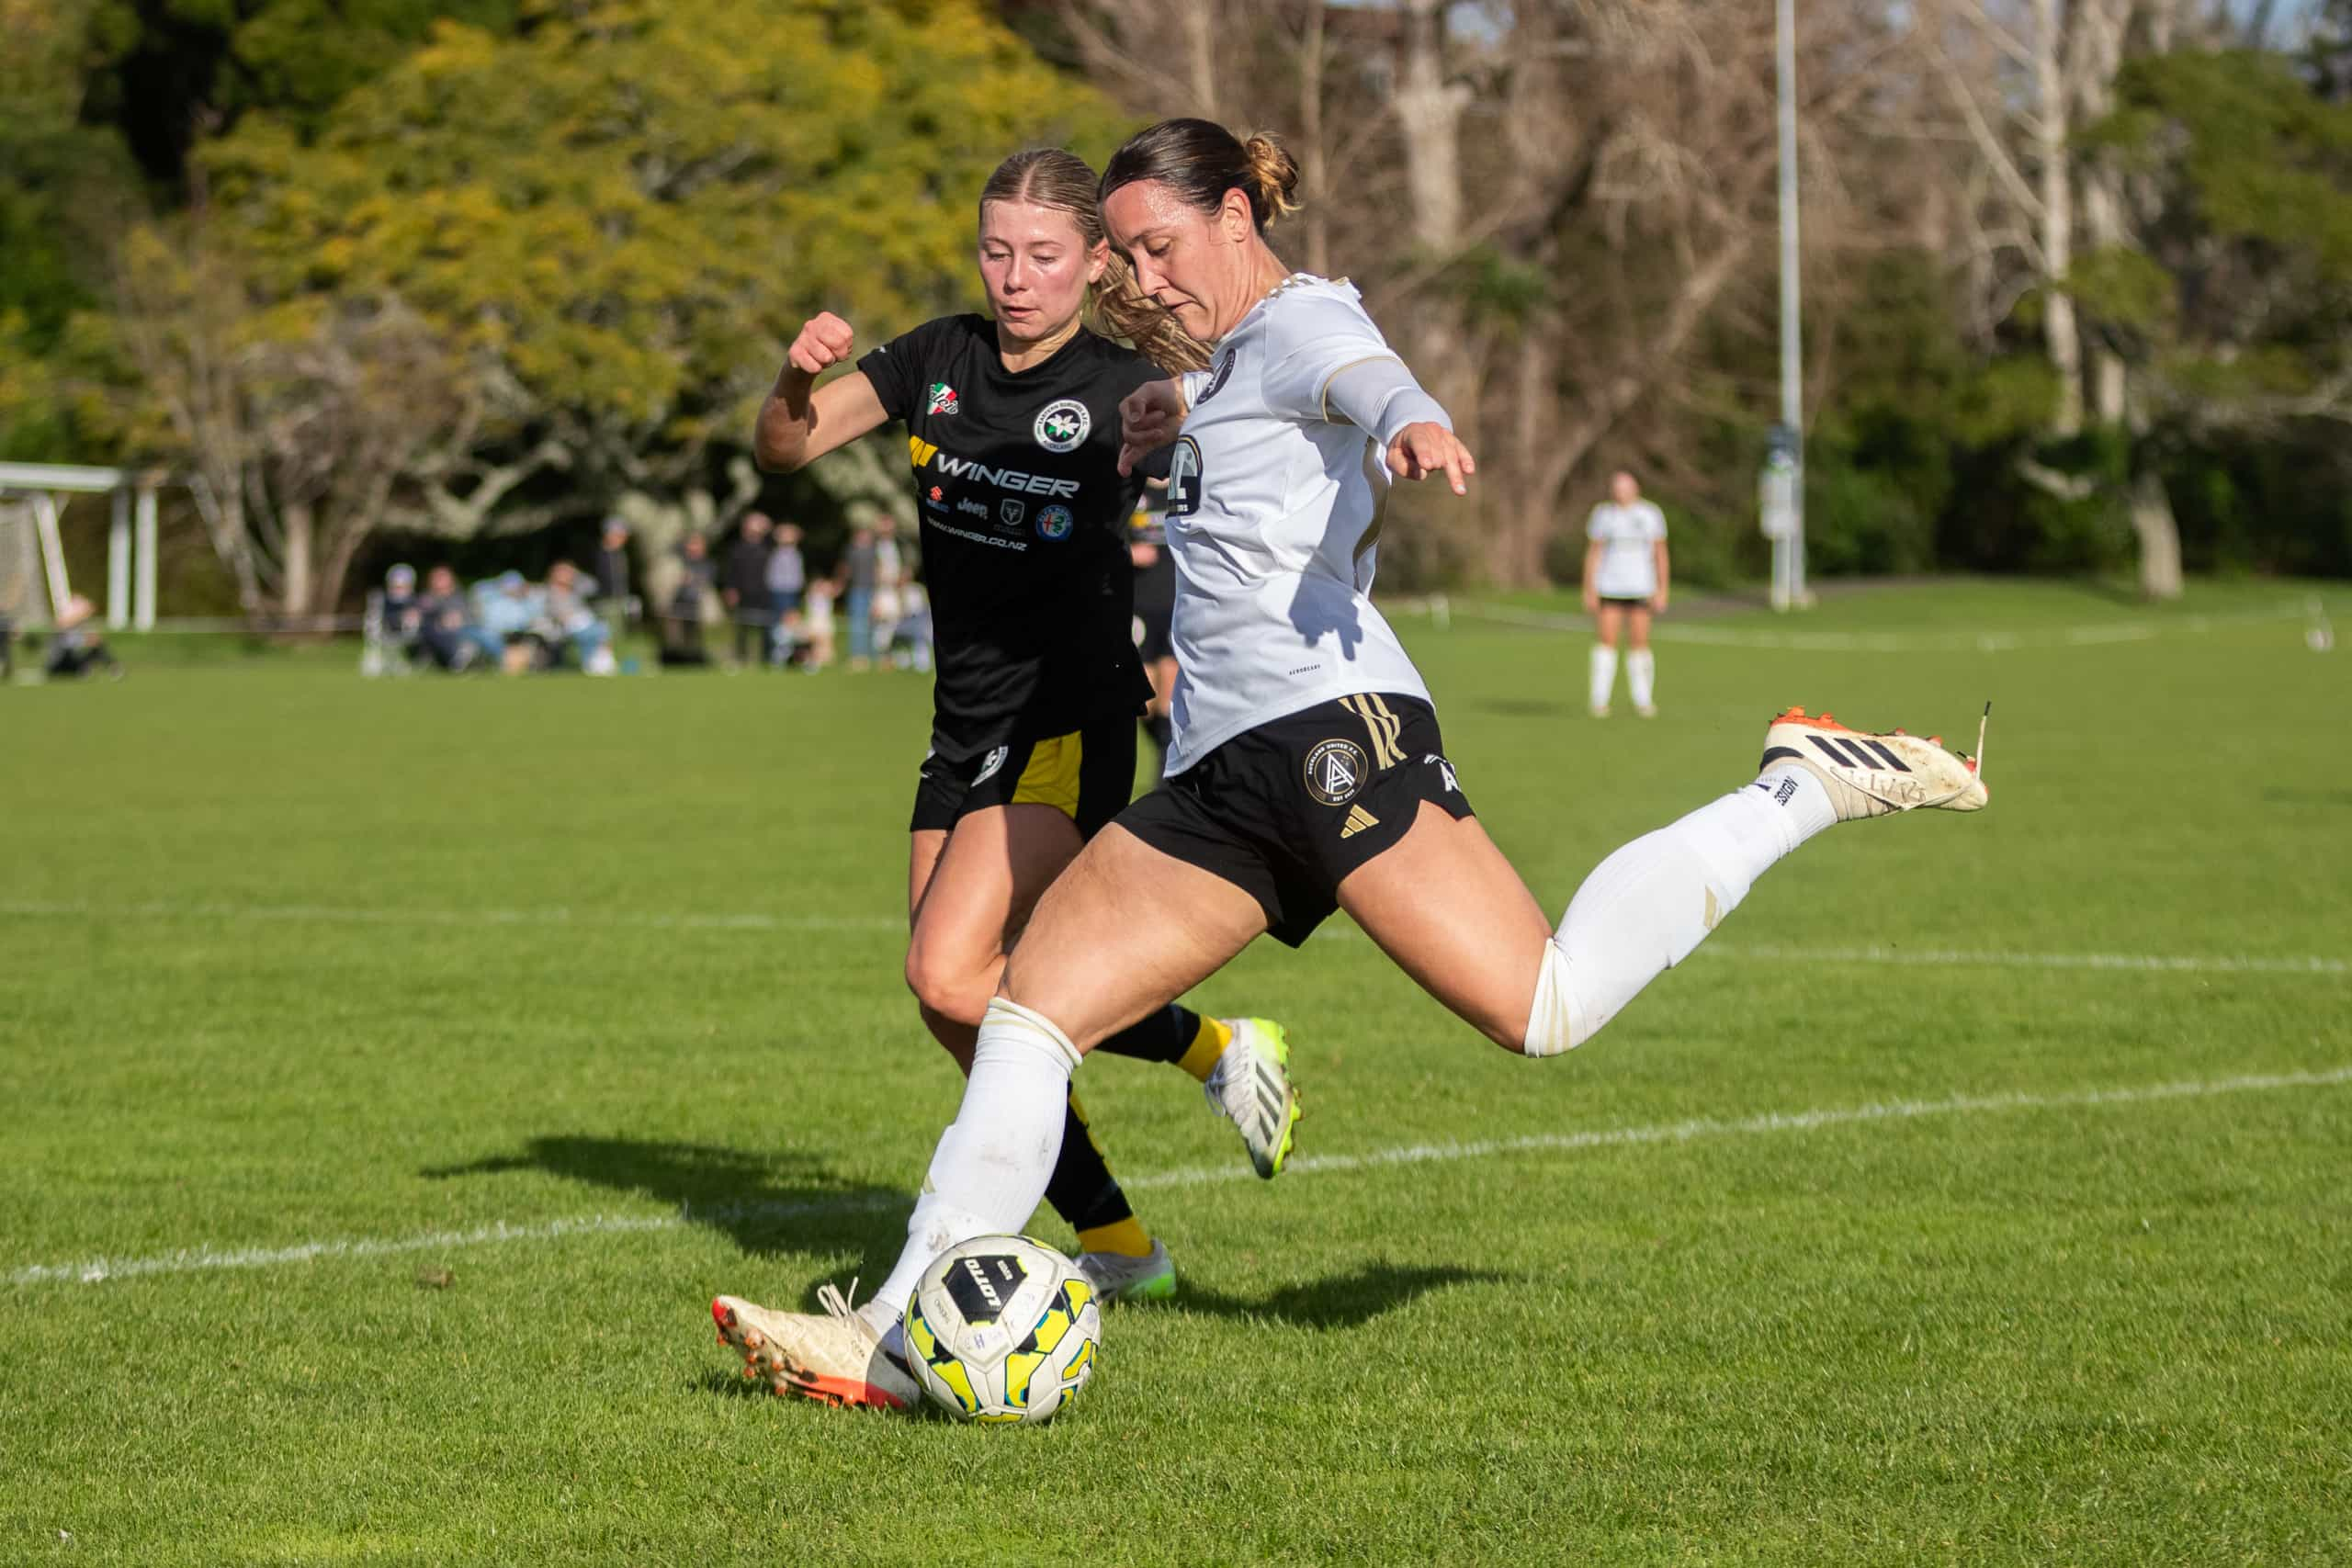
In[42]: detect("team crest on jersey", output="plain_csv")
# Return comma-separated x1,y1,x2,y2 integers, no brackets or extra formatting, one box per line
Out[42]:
972,745,1012,785
1303,739,1369,807
1425,752,1461,795
1197,350,1236,405
926,382,960,416
1165,435,1204,519
1035,504,1073,541
1034,399,1091,453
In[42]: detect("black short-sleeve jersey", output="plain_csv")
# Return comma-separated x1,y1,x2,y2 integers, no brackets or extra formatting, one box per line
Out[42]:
860,315,1158,761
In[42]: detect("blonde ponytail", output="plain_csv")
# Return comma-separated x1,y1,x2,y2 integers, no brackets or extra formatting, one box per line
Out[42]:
1239,133,1303,228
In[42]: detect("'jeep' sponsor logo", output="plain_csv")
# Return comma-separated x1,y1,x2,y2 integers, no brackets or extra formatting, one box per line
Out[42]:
928,452,1081,498
957,497,989,519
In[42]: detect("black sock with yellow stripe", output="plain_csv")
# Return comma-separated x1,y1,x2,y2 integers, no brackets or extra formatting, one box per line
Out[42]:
1045,1091,1152,1258
1094,1004,1199,1066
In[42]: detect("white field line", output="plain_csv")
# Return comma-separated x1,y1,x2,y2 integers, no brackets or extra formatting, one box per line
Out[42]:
5,897,2342,976
11,1065,2349,1288
1388,596,2317,653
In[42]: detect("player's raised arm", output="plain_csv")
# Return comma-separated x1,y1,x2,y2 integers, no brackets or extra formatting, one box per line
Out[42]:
753,311,891,473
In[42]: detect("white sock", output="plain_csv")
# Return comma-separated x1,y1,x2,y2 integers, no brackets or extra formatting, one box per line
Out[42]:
1588,645,1618,713
1627,649,1656,711
858,998,1080,1333
1524,763,1836,1054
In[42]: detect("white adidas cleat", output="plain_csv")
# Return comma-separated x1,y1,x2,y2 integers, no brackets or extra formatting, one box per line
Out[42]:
1204,1017,1302,1179
1073,1240,1178,1304
1758,705,1990,819
711,1285,920,1411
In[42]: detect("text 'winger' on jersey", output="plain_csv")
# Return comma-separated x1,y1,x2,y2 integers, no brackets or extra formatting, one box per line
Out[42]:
860,316,1159,761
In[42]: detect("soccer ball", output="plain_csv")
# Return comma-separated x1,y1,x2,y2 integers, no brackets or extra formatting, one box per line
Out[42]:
902,1235,1101,1425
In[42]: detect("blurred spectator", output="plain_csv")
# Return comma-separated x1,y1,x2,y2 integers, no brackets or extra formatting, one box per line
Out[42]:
764,521,806,664
44,594,120,680
888,576,933,672
801,578,837,670
839,525,877,670
474,570,541,674
724,513,775,667
537,560,616,674
593,516,633,628
381,563,424,656
661,533,716,666
0,610,13,681
416,565,495,671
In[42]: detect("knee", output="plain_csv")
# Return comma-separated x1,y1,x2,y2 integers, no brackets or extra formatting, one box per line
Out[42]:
904,941,989,1027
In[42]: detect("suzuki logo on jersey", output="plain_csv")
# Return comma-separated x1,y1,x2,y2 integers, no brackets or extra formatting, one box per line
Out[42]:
1164,435,1204,519
926,382,960,416
1034,398,1091,453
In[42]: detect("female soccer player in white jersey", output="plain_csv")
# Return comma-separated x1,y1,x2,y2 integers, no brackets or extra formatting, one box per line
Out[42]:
1582,468,1670,716
711,121,1988,1410
738,149,1303,1328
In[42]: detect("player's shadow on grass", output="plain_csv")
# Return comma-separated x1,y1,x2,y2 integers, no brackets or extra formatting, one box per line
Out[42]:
1170,1260,1510,1331
422,1136,908,1262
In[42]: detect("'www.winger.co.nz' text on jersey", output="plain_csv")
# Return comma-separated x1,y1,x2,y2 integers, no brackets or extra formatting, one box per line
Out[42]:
1159,276,1432,773
861,316,1157,762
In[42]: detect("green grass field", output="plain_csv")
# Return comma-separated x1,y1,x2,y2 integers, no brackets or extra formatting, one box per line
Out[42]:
5,579,2347,1565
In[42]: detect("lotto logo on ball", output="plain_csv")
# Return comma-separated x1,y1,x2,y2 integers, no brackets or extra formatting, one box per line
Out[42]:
1035,505,1073,541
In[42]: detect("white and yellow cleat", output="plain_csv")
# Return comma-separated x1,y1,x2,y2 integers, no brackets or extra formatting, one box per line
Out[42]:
1759,705,1990,819
711,1286,920,1412
1204,1017,1302,1179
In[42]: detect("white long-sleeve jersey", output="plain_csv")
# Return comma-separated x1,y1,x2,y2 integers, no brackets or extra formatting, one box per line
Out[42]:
1159,276,1444,773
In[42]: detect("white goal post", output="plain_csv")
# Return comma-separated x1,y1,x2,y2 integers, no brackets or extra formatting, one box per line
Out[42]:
0,463,164,630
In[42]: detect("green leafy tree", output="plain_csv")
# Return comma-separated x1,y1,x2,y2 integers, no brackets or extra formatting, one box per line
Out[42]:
187,0,1129,604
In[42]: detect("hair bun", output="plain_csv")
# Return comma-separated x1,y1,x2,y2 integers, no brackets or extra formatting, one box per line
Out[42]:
1240,133,1302,226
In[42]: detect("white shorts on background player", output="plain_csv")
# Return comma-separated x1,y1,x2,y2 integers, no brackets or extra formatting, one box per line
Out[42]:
1162,276,1442,774
1587,500,1667,601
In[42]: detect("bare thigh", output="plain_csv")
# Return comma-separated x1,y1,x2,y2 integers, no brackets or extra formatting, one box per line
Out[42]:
1625,605,1653,651
1595,602,1626,649
906,804,1085,1032
1001,823,1268,1051
1337,802,1552,1051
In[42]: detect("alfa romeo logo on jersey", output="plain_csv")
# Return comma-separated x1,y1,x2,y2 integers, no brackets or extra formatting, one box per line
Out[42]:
1303,739,1368,807
1035,504,1073,541
1034,398,1091,453
926,382,960,416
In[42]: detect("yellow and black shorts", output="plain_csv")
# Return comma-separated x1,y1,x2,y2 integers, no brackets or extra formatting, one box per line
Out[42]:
910,718,1138,841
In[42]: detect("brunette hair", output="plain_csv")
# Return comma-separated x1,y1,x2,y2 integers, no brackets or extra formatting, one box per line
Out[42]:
1098,119,1302,232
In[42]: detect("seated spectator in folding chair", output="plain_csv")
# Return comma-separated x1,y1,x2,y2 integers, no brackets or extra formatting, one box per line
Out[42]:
887,576,933,672
44,595,121,680
379,564,424,666
535,560,617,674
414,565,494,671
474,571,542,673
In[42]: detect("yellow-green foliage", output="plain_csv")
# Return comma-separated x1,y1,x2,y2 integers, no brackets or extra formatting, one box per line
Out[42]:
198,0,1128,447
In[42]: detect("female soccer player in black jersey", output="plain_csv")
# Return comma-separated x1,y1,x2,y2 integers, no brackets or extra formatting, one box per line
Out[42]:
746,149,1299,1314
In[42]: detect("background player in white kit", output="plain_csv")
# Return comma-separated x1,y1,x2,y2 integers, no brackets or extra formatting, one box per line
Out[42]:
1581,469,1670,717
707,119,1990,1410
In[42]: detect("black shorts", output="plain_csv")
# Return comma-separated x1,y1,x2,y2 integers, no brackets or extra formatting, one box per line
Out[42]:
1118,693,1475,947
1598,595,1654,611
910,718,1137,840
